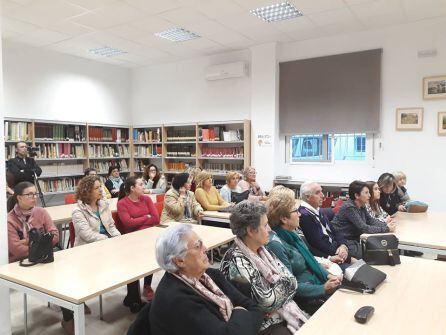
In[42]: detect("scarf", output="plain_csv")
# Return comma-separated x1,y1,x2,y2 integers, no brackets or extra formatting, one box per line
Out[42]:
173,272,233,322
234,237,308,333
273,226,327,283
13,204,34,239
109,176,123,190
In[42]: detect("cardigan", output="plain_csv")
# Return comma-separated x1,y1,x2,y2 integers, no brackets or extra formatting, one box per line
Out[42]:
298,203,347,257
150,268,263,335
8,207,59,263
117,195,159,233
267,231,328,299
195,187,229,211
72,200,120,246
331,199,389,241
220,245,297,331
160,188,203,223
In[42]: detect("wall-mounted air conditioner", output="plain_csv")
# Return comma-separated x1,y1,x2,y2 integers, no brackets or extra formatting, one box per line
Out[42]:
205,61,249,81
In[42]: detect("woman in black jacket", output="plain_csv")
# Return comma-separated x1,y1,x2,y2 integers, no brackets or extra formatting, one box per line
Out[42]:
150,224,263,335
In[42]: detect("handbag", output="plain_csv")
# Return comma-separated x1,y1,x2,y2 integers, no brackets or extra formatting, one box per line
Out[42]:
231,190,250,203
341,260,387,294
361,234,400,266
19,228,54,267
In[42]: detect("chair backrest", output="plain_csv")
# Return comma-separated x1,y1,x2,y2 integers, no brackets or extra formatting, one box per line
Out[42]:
154,202,163,217
68,222,75,248
321,196,333,208
156,194,165,203
333,199,344,214
112,211,125,234
64,193,76,204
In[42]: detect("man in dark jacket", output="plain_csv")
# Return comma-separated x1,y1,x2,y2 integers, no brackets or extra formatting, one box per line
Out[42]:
7,141,42,186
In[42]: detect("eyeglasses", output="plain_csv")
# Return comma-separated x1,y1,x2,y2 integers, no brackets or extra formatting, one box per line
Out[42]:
289,208,298,214
21,193,38,199
149,169,157,172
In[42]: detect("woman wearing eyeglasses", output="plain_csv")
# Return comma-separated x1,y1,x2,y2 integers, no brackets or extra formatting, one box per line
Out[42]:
238,167,268,202
7,181,59,263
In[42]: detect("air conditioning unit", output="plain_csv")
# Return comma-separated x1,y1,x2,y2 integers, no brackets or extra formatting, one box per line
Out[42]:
205,61,249,81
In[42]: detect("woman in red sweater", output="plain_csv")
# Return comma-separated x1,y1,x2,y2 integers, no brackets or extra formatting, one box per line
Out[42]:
117,176,159,305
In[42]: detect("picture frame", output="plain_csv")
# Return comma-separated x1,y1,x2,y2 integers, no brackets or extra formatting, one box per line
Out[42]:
423,75,446,100
396,108,423,131
438,112,446,135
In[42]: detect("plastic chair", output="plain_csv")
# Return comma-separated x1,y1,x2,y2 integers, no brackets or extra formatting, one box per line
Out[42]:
67,222,75,249
156,194,165,203
64,193,76,204
321,196,333,208
333,199,344,214
112,211,125,234
154,202,163,217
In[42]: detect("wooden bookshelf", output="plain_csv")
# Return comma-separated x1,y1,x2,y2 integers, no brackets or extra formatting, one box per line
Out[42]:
132,125,163,175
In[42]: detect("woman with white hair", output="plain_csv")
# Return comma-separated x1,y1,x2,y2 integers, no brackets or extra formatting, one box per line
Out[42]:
238,166,268,201
150,224,263,335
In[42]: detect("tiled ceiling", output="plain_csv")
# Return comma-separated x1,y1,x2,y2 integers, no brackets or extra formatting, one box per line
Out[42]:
2,0,446,68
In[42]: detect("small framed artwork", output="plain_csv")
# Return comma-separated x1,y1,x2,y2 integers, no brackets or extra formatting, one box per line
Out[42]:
396,108,423,131
423,75,446,100
438,112,446,135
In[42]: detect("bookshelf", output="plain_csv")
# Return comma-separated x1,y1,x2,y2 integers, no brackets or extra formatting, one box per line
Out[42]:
132,125,163,175
162,124,197,173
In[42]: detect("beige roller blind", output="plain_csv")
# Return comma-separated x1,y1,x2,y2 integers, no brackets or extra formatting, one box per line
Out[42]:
279,49,382,135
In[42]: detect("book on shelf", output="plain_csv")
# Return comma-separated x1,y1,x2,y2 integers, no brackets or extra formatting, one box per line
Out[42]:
6,145,16,160
4,121,32,141
38,177,80,193
88,144,129,158
134,144,162,158
203,162,243,174
166,128,196,142
198,126,227,141
133,128,161,143
200,147,244,158
36,143,85,159
166,162,193,172
89,127,129,142
34,124,85,141
40,163,84,177
91,159,128,173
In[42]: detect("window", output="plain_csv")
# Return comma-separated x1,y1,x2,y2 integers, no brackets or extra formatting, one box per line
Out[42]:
289,133,366,163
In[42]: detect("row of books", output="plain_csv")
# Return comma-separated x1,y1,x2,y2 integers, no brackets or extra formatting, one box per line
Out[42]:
36,143,85,159
133,128,162,143
6,145,17,160
199,127,244,142
88,145,130,158
203,162,243,174
35,124,86,142
200,147,244,158
40,163,84,177
4,121,32,141
89,127,129,142
134,145,162,157
166,129,196,142
166,162,192,171
166,150,196,157
38,177,80,193
90,159,128,173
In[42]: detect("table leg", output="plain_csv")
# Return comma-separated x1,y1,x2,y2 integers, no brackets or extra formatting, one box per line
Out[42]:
23,293,28,335
73,303,85,335
99,295,103,320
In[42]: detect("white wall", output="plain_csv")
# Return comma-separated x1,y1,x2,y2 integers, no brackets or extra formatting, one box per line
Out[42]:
276,17,446,210
131,50,250,124
3,40,131,124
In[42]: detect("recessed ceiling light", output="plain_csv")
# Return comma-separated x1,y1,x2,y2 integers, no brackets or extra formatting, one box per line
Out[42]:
250,1,302,23
154,27,201,42
89,46,127,58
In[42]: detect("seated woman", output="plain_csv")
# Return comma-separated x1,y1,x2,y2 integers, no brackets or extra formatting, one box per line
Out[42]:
220,201,308,334
161,173,204,223
194,171,230,211
238,167,267,201
332,181,395,258
365,181,394,223
150,224,263,335
143,164,166,195
61,175,121,333
84,167,111,199
118,177,160,306
377,173,406,215
104,165,124,198
266,187,342,315
220,171,242,203
297,182,354,264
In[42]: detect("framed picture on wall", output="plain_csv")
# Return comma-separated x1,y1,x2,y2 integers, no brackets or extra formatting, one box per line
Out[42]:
423,75,446,100
438,112,446,135
396,108,423,131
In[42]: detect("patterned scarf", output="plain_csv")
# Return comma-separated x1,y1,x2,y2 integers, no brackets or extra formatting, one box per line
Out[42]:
109,176,123,190
234,237,308,333
173,272,233,321
13,204,34,239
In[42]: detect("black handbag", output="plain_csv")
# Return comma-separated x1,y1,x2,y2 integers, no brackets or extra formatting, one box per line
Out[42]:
19,228,54,267
341,260,387,294
231,190,250,203
361,234,401,266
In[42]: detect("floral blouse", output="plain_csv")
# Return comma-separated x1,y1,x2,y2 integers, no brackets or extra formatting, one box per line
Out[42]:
365,203,389,223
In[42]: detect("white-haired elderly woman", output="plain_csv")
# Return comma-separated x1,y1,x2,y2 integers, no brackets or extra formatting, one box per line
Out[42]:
150,224,263,335
220,201,308,335
238,166,268,201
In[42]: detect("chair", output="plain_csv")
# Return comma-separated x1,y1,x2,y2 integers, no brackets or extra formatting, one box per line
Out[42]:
112,211,125,234
127,301,151,335
156,194,165,203
321,196,333,208
154,202,163,217
333,199,344,214
64,193,76,204
67,222,75,249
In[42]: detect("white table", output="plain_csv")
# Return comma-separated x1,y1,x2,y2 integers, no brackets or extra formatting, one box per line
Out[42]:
202,210,231,224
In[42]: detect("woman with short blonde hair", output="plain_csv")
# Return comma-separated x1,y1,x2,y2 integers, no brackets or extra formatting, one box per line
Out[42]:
220,171,242,203
238,166,267,201
194,170,230,211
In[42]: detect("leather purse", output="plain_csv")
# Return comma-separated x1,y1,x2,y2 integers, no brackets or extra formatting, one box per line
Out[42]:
231,190,250,203
19,228,54,267
361,234,400,266
341,260,387,293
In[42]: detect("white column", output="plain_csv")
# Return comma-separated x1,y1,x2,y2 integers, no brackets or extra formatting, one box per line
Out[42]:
250,43,279,191
0,8,12,335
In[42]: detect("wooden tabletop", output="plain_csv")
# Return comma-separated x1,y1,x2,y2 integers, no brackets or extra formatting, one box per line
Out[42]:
0,223,234,304
202,211,231,220
297,256,446,334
